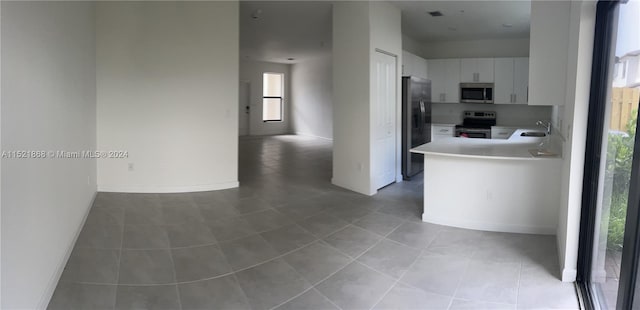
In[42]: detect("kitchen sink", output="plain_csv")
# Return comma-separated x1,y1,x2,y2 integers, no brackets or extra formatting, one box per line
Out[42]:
521,132,546,137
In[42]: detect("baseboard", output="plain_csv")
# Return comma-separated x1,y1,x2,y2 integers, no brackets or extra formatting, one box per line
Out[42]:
293,132,333,141
38,191,97,309
97,181,239,193
395,174,403,183
562,268,578,282
422,213,556,235
331,177,376,196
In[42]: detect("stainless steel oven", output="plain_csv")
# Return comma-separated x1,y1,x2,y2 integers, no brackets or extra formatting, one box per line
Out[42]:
455,127,492,139
460,83,494,104
455,111,496,139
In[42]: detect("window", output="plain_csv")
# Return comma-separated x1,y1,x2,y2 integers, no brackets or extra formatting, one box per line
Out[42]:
577,0,640,309
262,73,283,122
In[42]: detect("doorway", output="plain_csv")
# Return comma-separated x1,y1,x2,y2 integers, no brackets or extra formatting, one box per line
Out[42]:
372,50,398,190
239,81,250,136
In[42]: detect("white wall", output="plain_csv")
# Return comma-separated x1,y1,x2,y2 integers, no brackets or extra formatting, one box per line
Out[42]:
432,103,553,127
420,38,530,59
402,50,428,80
291,54,333,140
1,2,97,308
240,60,292,136
402,34,424,57
555,0,597,282
370,1,403,190
332,1,403,195
332,2,372,195
528,1,571,106
96,2,239,193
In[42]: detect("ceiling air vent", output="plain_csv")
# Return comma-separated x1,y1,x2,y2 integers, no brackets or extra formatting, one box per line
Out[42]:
427,11,443,17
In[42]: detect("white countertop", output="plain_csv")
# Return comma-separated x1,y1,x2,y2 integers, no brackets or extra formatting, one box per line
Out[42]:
411,129,562,160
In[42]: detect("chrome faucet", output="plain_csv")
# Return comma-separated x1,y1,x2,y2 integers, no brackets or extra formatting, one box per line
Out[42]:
536,120,552,135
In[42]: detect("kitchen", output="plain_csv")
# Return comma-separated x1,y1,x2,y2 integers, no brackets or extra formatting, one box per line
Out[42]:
331,0,591,285
397,1,569,236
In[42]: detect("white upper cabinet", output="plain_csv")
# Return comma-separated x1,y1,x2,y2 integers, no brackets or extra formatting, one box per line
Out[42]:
493,57,529,104
402,51,428,80
444,59,461,102
428,59,446,103
528,1,570,106
513,57,529,104
427,59,460,103
494,58,514,104
460,58,494,82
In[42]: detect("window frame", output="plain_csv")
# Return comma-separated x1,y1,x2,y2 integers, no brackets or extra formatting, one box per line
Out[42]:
262,72,284,122
573,1,640,310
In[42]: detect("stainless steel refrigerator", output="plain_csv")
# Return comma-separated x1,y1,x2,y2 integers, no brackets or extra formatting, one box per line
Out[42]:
402,76,431,180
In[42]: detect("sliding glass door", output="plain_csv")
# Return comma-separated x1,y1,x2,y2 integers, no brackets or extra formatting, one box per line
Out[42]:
578,0,640,309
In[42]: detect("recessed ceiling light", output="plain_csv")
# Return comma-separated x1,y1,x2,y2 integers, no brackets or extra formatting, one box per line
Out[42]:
427,11,443,17
502,23,513,28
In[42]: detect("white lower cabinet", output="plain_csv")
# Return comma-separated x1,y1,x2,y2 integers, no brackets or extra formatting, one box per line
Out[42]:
491,126,517,139
432,125,455,141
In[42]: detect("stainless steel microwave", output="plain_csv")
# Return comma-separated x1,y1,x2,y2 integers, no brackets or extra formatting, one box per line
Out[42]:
460,83,494,104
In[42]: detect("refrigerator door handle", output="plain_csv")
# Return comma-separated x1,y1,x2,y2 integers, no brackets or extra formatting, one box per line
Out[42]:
419,100,426,131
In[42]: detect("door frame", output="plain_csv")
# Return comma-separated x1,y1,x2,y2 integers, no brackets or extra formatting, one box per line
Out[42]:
239,80,251,136
574,1,640,309
371,49,400,192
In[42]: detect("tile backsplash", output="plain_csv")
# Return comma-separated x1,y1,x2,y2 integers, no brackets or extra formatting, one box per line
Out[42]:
432,103,553,127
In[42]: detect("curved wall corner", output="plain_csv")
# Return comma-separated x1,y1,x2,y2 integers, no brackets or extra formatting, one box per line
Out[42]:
96,2,239,193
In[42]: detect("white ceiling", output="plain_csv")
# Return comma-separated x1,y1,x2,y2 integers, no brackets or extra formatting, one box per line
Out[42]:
394,1,531,42
240,1,332,64
239,1,531,64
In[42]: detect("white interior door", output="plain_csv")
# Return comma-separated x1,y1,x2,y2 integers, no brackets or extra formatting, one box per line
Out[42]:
239,81,250,136
373,51,397,190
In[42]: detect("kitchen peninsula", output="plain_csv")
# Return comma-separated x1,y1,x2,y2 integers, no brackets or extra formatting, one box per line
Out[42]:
411,129,562,234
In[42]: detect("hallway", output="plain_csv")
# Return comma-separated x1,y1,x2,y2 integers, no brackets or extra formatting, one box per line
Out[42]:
49,135,578,309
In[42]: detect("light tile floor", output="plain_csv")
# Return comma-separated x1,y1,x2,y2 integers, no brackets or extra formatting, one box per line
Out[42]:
48,135,579,310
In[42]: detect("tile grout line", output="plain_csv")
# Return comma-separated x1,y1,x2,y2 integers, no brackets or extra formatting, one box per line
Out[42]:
369,248,426,310
209,214,305,245
230,269,253,309
310,287,343,310
367,224,449,310
367,225,448,306
268,244,346,310
112,215,126,309
444,251,474,310
271,216,409,310
312,288,344,310
165,246,182,310
224,234,317,275
210,232,254,310
515,261,523,308
313,219,412,309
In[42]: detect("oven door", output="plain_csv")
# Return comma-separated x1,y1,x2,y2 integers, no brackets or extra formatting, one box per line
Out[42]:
455,128,491,139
